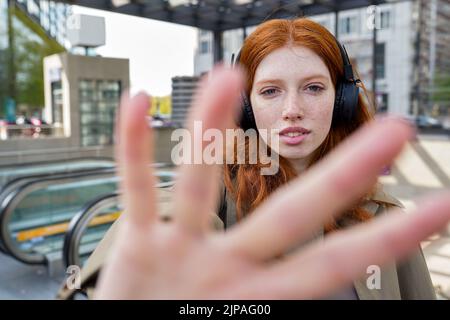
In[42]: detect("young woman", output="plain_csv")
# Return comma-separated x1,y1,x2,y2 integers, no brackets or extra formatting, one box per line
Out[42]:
59,18,450,300
218,18,436,299
224,18,378,226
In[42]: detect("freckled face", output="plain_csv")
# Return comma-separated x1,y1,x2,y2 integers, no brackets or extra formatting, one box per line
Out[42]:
250,46,335,163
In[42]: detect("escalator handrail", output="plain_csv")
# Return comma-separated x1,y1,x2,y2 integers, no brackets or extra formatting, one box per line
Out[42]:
0,156,115,169
0,162,173,196
63,193,121,268
63,179,176,268
0,166,117,254
0,158,170,191
0,170,120,265
0,165,175,265
0,166,116,196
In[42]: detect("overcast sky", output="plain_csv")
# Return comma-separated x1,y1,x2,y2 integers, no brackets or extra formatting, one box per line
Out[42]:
71,5,198,97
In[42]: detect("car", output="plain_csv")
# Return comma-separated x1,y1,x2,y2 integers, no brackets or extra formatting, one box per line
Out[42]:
442,117,450,130
415,115,442,128
15,115,32,125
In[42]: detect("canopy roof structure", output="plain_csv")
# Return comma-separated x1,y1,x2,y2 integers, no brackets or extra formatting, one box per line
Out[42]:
57,0,405,62
60,0,402,32
55,0,407,99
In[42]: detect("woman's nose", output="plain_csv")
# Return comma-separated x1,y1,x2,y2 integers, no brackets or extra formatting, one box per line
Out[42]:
282,97,304,121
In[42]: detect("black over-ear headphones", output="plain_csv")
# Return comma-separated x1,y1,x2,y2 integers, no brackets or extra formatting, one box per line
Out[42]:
231,37,362,130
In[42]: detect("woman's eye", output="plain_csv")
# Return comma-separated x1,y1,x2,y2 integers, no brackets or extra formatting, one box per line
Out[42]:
261,88,278,96
306,85,324,93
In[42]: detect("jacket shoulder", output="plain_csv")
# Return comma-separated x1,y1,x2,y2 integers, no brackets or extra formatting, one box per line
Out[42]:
369,183,405,210
361,183,405,218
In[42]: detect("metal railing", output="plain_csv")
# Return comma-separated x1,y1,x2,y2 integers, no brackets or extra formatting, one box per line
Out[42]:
0,124,65,140
63,173,176,268
0,169,118,265
0,163,175,266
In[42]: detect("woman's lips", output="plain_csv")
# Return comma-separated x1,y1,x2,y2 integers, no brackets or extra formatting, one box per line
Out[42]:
279,132,309,145
279,127,311,146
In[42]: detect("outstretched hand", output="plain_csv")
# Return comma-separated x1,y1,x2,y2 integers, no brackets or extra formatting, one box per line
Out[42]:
95,66,450,299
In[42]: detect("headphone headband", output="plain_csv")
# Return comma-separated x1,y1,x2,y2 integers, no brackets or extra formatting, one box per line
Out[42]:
336,42,361,84
232,29,361,129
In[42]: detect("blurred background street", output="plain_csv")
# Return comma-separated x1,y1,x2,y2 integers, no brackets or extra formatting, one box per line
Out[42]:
379,131,450,299
0,0,449,300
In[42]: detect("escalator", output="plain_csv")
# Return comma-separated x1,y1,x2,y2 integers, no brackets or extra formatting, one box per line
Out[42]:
63,173,175,268
0,158,116,253
0,162,175,266
63,193,121,269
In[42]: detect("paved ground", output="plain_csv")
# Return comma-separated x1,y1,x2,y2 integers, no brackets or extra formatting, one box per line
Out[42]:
379,132,450,299
0,132,449,299
0,252,65,299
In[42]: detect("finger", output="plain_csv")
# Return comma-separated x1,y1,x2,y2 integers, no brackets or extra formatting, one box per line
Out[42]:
173,65,245,235
222,117,415,261
117,91,157,229
243,191,450,299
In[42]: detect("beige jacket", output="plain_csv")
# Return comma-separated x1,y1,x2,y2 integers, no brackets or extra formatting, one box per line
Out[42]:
57,183,436,300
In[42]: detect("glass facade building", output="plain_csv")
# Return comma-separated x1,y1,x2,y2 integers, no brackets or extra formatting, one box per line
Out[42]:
79,80,121,147
1,1,122,147
0,0,68,120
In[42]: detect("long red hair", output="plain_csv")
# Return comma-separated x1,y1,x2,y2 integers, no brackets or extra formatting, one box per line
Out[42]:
223,18,383,232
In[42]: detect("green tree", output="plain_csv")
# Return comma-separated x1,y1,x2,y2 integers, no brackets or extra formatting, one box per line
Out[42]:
432,74,450,104
1,3,65,117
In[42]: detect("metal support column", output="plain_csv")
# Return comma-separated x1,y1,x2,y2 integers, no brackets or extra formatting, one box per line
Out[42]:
213,30,223,63
372,5,378,112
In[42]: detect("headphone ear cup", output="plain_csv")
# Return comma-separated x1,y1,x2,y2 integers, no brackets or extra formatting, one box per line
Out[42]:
333,82,345,123
341,82,360,123
232,51,256,130
239,92,257,130
333,81,360,124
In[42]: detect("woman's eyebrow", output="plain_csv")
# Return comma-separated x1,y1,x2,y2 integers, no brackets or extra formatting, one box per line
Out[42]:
255,74,329,86
301,74,329,82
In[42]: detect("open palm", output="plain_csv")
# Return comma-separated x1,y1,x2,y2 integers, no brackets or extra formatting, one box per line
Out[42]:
95,66,450,299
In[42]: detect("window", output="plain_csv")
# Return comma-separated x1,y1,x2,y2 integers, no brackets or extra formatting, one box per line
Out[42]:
380,10,390,30
51,81,63,124
339,16,358,35
79,80,121,147
375,43,385,79
200,40,209,54
26,0,40,18
377,93,389,113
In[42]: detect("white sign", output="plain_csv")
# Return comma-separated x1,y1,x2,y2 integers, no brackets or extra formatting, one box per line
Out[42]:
66,14,106,48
